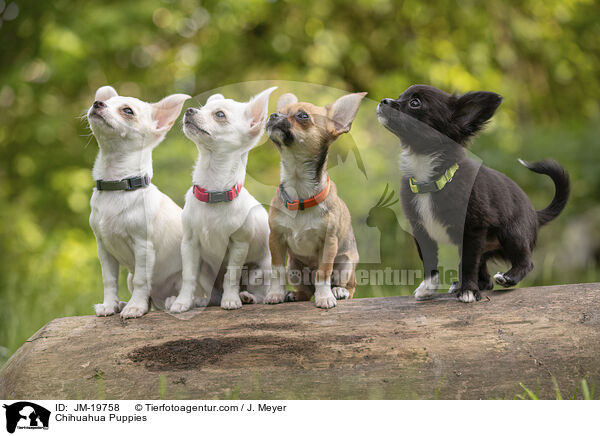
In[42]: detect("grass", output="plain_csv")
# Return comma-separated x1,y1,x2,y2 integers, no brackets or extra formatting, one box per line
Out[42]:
94,369,105,400
434,376,446,400
159,375,167,400
516,378,595,400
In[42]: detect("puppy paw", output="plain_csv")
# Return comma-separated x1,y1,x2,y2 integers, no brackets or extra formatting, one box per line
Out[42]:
448,281,460,294
456,289,481,303
239,291,256,304
120,301,148,319
494,272,516,288
221,294,242,310
164,296,176,311
193,296,210,307
315,293,337,309
332,287,350,300
284,291,297,302
414,278,439,301
94,300,126,317
264,290,286,304
168,296,194,314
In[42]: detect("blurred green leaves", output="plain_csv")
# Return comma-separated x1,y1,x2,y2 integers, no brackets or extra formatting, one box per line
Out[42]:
0,0,599,362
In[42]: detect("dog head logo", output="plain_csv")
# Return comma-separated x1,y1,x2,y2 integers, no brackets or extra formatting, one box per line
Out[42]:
3,402,50,433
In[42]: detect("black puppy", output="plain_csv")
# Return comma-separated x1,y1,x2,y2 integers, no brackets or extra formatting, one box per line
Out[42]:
376,84,569,303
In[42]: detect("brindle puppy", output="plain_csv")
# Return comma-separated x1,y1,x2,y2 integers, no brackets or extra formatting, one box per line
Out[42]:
264,92,367,308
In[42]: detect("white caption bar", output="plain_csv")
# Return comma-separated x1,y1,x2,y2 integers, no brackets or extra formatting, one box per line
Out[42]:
0,400,596,435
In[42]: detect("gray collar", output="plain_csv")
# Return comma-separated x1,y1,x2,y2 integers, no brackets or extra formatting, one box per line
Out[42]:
95,175,150,191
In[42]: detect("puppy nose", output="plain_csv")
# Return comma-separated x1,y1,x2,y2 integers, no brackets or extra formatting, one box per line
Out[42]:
185,108,198,116
380,98,394,106
93,100,105,109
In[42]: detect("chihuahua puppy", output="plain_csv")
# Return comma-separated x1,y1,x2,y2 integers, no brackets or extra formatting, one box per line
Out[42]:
166,87,277,312
377,84,569,303
264,92,366,309
87,86,190,318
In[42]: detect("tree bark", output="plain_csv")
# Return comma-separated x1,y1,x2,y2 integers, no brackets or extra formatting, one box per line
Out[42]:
1,283,599,400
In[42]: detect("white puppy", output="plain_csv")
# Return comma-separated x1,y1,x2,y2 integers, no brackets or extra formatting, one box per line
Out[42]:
87,86,190,318
166,87,276,312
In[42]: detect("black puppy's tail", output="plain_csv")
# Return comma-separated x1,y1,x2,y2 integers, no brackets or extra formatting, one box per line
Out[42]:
518,159,570,226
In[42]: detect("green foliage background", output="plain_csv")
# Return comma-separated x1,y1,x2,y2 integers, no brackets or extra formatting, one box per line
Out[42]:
1,0,599,364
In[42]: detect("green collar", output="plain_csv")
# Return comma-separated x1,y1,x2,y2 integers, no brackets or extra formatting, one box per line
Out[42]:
409,163,459,194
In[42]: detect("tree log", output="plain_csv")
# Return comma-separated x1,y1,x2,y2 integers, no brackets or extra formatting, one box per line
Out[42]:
1,283,599,400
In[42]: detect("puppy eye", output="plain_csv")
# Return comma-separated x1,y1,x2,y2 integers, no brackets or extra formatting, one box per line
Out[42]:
122,107,134,115
408,98,421,109
295,111,309,121
214,111,226,119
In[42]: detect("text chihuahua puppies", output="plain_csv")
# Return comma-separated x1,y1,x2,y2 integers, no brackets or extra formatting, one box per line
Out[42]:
166,87,277,312
377,84,569,303
264,92,366,309
87,86,190,318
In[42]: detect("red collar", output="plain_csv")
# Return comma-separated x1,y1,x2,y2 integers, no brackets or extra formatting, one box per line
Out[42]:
278,177,330,210
193,183,243,203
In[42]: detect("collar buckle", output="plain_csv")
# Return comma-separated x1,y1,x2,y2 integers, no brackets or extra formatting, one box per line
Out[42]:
409,179,438,194
193,183,242,203
126,175,149,191
208,190,229,203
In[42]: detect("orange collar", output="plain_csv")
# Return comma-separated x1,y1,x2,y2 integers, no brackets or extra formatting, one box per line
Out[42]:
278,177,330,210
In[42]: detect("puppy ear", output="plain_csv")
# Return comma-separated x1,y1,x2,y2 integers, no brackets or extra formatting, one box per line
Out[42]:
276,93,298,112
326,92,367,137
151,94,191,132
206,93,225,104
246,86,277,136
452,91,503,140
95,86,118,102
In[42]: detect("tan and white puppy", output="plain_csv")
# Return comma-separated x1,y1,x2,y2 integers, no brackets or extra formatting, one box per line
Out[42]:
87,86,190,318
264,92,366,309
166,87,277,312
